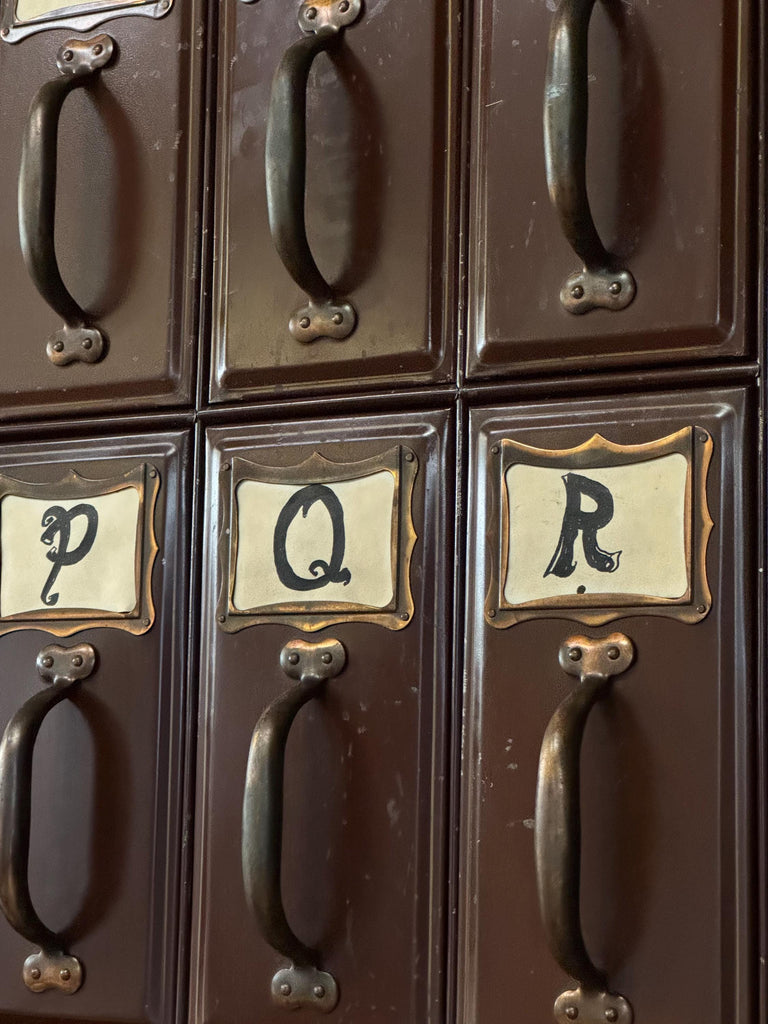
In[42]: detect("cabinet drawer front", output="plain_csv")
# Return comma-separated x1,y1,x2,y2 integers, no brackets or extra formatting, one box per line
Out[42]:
191,408,453,1024
459,390,755,1024
0,428,191,1022
210,0,459,401
467,0,753,378
0,3,203,418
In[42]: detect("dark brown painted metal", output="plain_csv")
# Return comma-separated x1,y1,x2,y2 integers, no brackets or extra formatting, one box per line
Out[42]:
467,0,754,377
0,3,204,420
190,408,453,1024
459,389,756,1024
0,430,190,1024
210,0,459,399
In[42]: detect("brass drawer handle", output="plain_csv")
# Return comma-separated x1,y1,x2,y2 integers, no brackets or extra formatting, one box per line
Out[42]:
544,0,636,314
242,638,346,1012
18,35,114,366
264,0,360,343
535,635,634,1024
0,644,97,994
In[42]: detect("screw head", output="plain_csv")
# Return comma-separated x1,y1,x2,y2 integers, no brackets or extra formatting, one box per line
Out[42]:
218,615,226,623
339,0,350,10
605,1011,619,1023
299,316,311,329
609,281,622,295
42,655,54,668
488,608,496,618
697,604,706,614
71,654,83,667
143,618,151,627
332,312,343,325
221,462,230,472
62,49,73,61
400,612,409,621
82,337,93,349
321,652,333,664
606,645,621,660
53,341,65,352
568,647,582,662
93,44,103,56
30,967,41,980
405,452,415,462
491,444,500,454
570,285,584,300
313,985,326,998
565,1007,578,1021
280,982,292,996
60,968,71,981
305,6,317,18
288,652,300,665
1,28,9,36
149,469,157,478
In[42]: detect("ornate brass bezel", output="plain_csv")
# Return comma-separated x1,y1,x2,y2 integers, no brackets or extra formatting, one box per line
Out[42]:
0,464,159,636
1,0,173,43
485,426,713,628
218,447,418,633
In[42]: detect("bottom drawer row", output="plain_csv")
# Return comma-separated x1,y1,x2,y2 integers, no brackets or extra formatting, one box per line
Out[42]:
0,388,754,1024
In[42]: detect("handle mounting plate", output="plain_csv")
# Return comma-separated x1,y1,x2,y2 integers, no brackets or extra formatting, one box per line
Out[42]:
561,268,636,315
56,35,115,77
272,964,339,1012
280,638,346,683
558,634,634,679
289,300,356,343
37,643,97,686
23,950,82,994
555,986,633,1024
298,0,361,34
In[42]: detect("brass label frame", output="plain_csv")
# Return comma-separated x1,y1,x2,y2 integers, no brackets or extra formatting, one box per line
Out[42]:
485,426,713,628
0,464,159,636
1,0,173,43
218,447,418,632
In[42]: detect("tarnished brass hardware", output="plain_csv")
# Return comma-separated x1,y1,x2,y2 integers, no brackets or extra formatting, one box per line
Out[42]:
544,0,636,314
0,642,97,994
264,0,362,343
242,638,345,1011
19,35,115,365
2,1,174,45
272,964,339,1012
535,634,634,1024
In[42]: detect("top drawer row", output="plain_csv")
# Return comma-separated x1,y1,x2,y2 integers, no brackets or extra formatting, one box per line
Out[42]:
0,0,753,418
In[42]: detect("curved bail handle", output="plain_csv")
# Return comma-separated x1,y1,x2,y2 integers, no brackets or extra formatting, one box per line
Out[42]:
543,0,636,314
242,638,346,1012
534,634,634,1024
0,643,97,994
265,0,361,343
19,35,114,366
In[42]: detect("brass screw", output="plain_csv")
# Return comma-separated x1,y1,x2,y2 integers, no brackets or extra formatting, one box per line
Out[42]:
605,1011,619,1023
491,445,500,455
568,648,582,662
697,604,706,614
313,985,326,998
222,462,230,472
332,312,343,325
53,341,65,352
339,0,350,11
1,29,9,37
93,44,103,56
143,618,150,626
405,452,414,462
321,652,332,664
30,967,41,980
280,983,292,996
62,49,73,61
400,612,409,621
607,645,620,660
82,338,93,349
71,654,83,668
488,609,496,618
571,285,584,300
288,652,300,665
149,469,157,478
60,968,71,982
609,281,621,295
299,316,311,329
305,6,317,18
42,656,54,668
565,1008,578,1021
218,615,226,623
